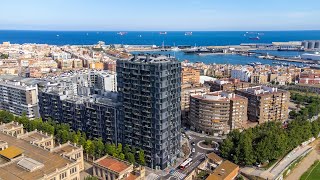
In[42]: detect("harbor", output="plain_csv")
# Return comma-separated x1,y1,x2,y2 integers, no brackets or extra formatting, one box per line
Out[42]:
126,40,320,66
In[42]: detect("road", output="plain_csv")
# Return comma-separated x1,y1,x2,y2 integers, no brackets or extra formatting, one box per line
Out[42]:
285,140,320,180
150,131,221,180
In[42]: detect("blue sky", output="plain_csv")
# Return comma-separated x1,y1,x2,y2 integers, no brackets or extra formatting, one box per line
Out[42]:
0,0,319,31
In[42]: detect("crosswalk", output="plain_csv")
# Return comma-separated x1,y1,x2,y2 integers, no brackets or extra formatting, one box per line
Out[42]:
171,171,186,179
146,173,160,180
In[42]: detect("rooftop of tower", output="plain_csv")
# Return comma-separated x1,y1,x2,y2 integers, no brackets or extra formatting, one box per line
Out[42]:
120,53,179,64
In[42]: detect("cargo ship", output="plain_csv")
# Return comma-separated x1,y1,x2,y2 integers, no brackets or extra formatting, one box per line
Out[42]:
159,32,167,35
185,32,193,36
249,36,260,40
117,32,127,36
301,52,320,61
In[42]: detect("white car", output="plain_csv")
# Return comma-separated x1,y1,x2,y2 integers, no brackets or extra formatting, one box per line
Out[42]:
192,148,195,153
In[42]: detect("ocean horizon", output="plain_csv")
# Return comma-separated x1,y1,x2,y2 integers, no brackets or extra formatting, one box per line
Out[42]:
1,30,320,46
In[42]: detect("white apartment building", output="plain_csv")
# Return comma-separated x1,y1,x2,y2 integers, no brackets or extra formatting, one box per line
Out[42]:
0,75,40,118
231,69,252,82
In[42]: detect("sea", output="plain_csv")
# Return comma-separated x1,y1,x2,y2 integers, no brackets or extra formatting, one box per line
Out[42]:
1,30,319,65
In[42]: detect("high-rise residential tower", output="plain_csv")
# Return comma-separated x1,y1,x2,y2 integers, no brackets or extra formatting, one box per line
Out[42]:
117,54,181,169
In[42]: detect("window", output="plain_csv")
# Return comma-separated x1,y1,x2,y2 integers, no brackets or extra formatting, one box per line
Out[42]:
60,172,67,180
70,167,77,174
50,177,56,180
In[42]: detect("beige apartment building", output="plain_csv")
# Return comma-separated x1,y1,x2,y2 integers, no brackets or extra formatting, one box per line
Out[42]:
205,78,251,92
236,86,290,123
181,85,210,125
182,67,200,88
189,91,248,136
0,122,84,180
251,73,268,84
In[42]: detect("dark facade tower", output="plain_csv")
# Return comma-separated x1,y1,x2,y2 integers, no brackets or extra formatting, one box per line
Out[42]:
117,54,181,169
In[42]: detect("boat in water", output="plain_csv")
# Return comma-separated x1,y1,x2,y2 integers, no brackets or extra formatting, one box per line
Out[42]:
249,36,260,40
185,32,193,36
117,32,127,36
184,47,211,54
247,62,262,66
301,52,320,61
171,47,180,51
159,32,167,35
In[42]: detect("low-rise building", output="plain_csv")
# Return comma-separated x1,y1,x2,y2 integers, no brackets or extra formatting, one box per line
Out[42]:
0,122,83,180
51,142,84,171
93,155,145,180
17,130,54,149
0,122,24,136
206,160,239,180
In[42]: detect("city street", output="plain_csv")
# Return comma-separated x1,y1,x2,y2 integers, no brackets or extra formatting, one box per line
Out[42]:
146,131,221,180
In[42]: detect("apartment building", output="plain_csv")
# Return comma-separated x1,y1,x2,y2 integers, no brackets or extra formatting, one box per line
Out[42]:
189,91,248,136
117,54,181,169
205,78,251,92
231,69,252,82
93,155,145,180
181,67,200,88
181,85,209,125
39,89,121,143
251,73,268,84
0,75,40,118
236,86,290,123
0,122,83,180
299,73,320,84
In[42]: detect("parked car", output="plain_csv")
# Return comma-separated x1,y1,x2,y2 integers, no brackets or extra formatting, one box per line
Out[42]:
192,148,195,153
191,142,195,146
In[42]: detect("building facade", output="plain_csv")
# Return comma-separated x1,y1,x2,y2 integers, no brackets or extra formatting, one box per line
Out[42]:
189,91,248,136
0,122,83,180
39,90,121,143
181,67,200,88
0,75,40,118
93,155,145,180
236,86,290,123
181,85,209,126
205,78,251,92
117,54,181,169
231,69,252,82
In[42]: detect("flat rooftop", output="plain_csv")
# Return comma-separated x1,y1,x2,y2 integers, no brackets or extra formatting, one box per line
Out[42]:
0,122,22,131
121,53,178,64
206,160,239,180
192,91,246,101
20,132,50,143
0,133,73,180
96,156,130,173
237,86,288,96
52,144,78,155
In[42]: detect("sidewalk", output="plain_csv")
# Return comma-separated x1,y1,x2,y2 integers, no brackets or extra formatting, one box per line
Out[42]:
285,140,320,180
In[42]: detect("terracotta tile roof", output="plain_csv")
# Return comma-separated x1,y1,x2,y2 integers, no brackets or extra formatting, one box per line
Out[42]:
97,157,130,173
